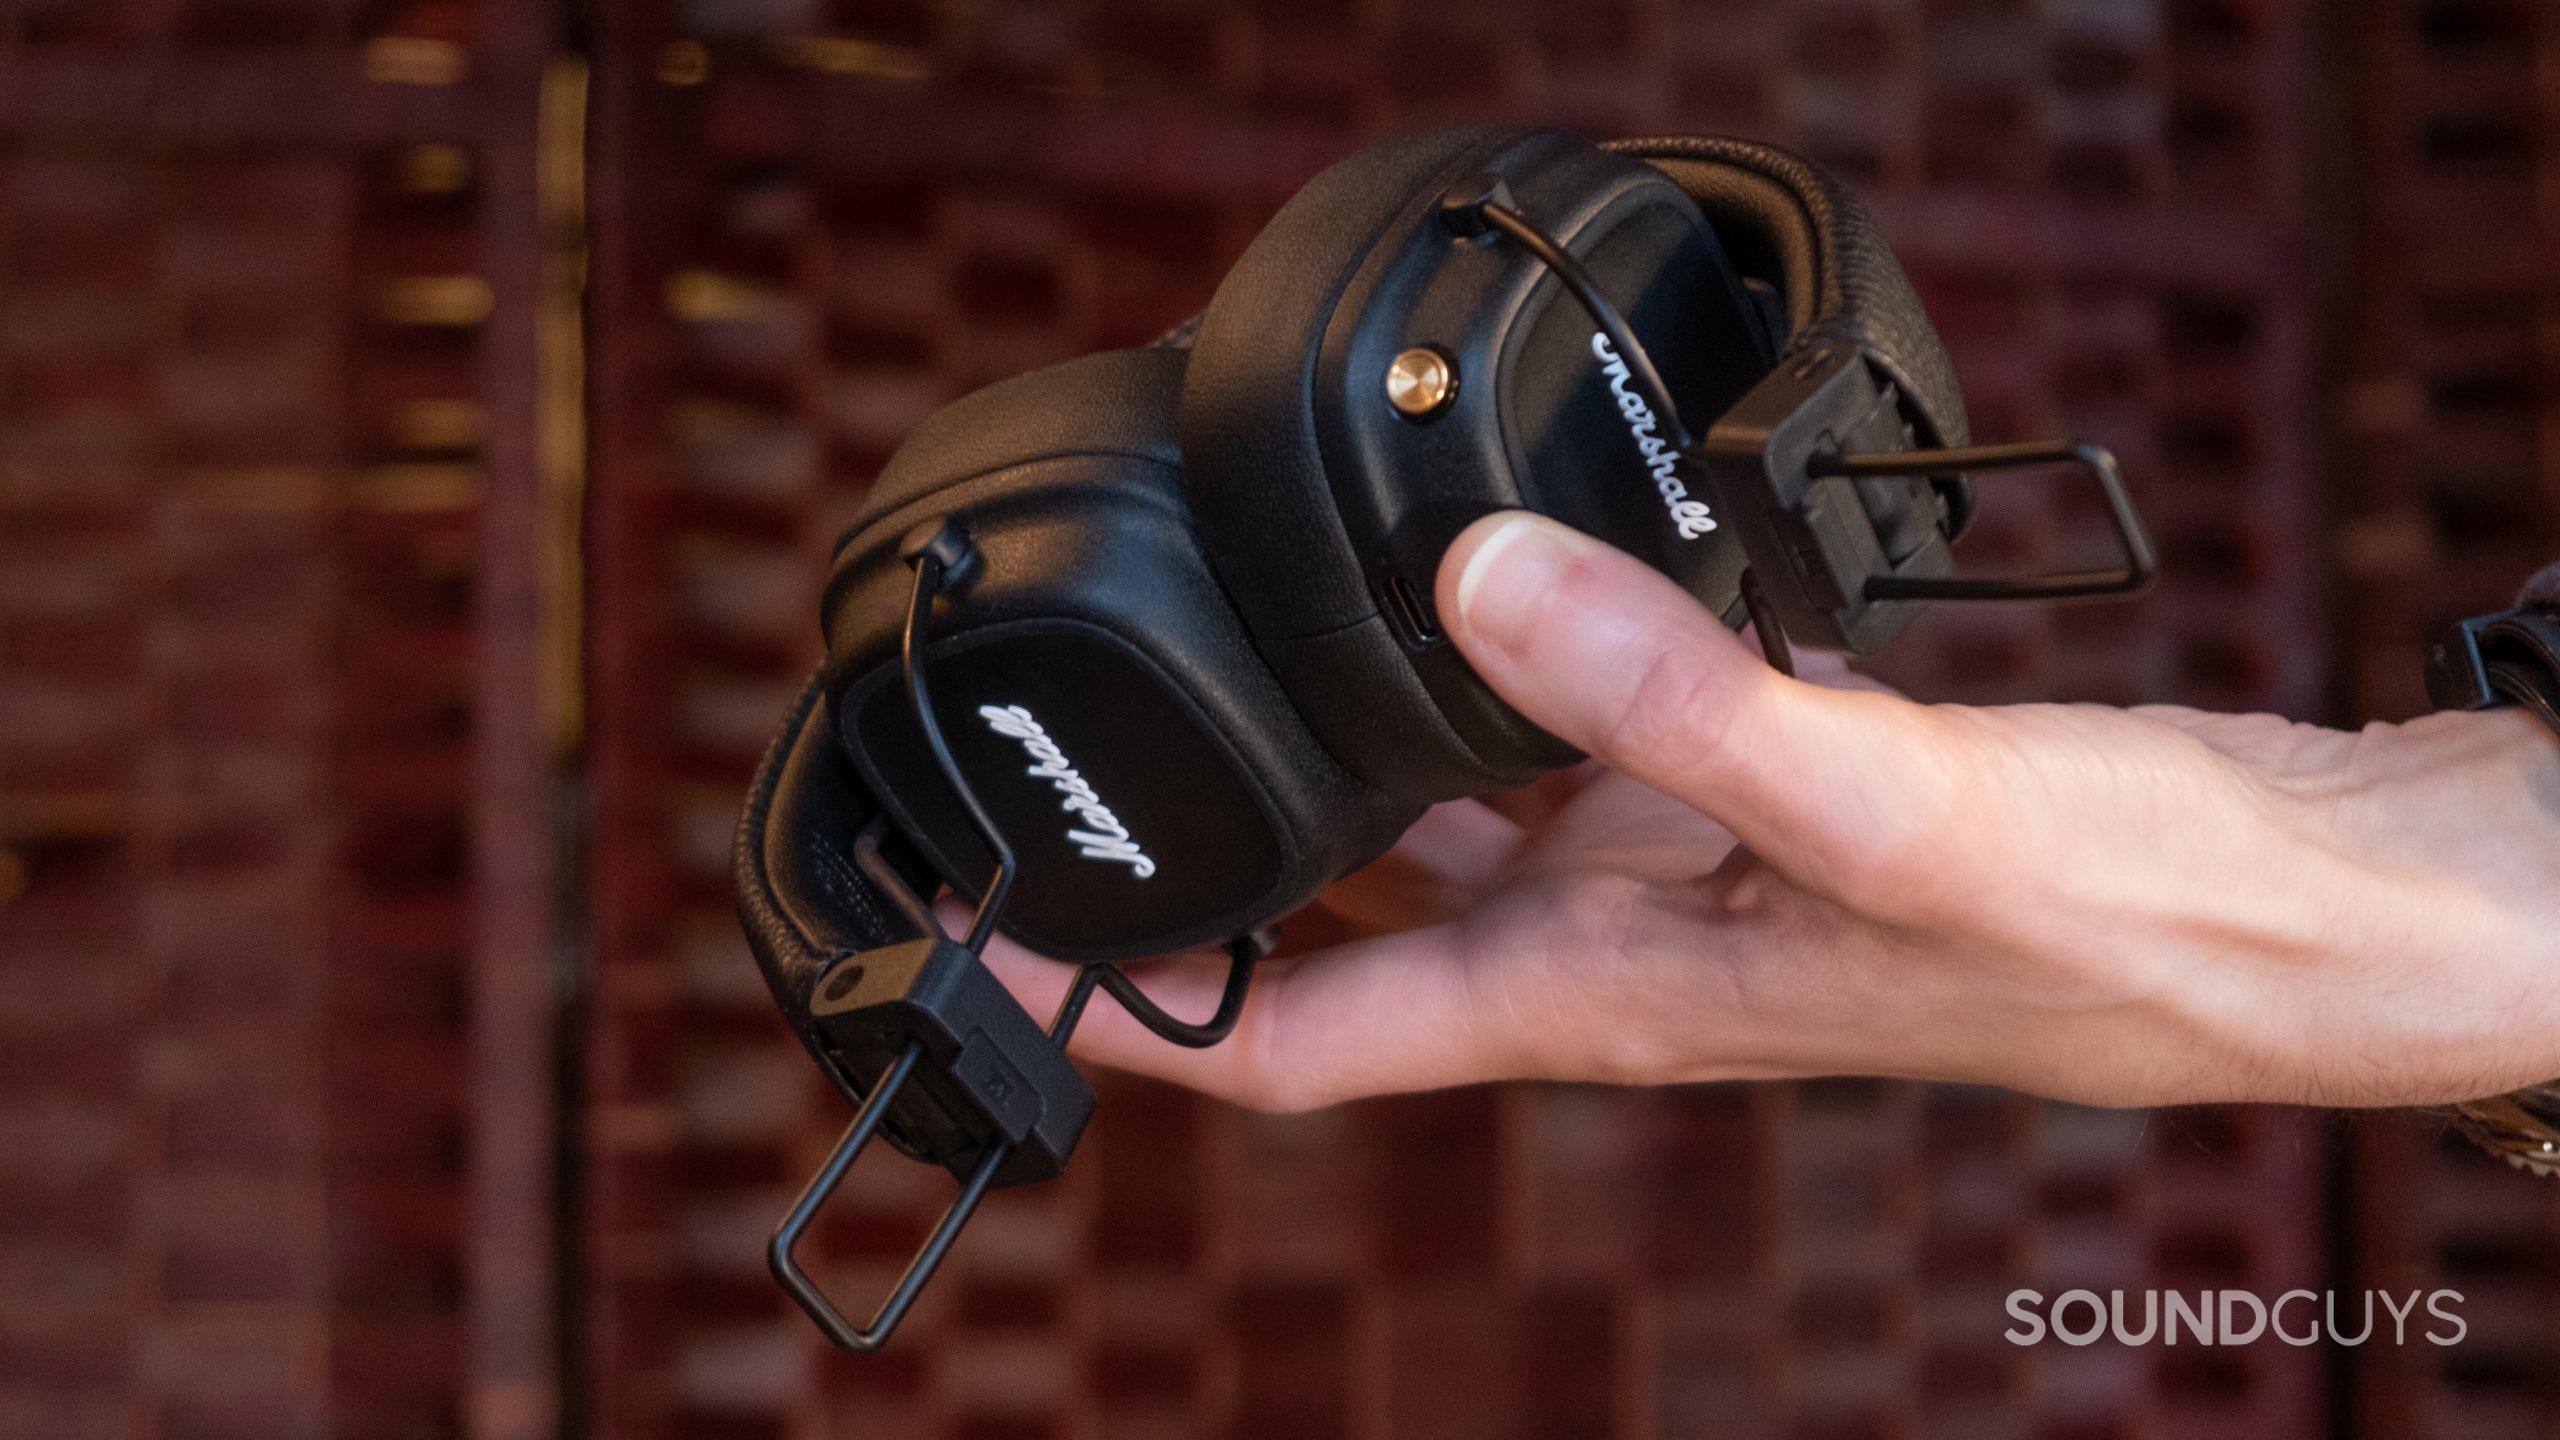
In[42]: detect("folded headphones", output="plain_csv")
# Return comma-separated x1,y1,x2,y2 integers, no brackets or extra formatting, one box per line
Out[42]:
734,127,2156,1350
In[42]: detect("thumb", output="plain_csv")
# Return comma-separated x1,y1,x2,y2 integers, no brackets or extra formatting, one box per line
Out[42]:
1436,511,1958,889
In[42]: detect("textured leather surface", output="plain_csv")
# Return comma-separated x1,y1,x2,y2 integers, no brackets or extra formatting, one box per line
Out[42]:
818,445,1424,962
1186,125,1767,800
731,672,928,1095
1180,127,1550,801
1603,135,1971,452
838,348,1188,558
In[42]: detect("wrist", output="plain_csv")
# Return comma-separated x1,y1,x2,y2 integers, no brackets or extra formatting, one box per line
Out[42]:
2337,707,2560,1100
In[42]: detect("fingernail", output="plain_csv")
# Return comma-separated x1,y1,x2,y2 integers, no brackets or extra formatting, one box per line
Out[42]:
1452,512,1587,650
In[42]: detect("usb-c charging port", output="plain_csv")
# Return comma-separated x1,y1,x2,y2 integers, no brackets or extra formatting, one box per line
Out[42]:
1384,574,1442,646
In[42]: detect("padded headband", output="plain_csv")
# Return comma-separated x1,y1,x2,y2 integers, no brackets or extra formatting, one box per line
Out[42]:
734,673,923,1091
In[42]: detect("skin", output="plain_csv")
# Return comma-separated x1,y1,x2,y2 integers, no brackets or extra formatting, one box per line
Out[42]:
978,510,2560,1113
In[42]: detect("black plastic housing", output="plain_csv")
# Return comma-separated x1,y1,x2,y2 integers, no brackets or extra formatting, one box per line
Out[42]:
805,939,1093,1187
1697,344,1958,652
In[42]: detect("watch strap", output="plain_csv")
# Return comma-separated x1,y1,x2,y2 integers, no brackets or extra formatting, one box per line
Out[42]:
2426,604,2560,730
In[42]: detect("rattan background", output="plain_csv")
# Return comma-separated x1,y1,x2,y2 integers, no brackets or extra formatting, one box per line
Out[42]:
0,4,563,1439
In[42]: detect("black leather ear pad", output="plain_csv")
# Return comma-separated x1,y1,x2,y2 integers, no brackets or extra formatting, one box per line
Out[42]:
1603,137,1972,461
836,345,1191,559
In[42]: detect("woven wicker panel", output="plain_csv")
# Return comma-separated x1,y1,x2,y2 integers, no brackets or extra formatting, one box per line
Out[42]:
581,2,2333,1438
0,10,558,1438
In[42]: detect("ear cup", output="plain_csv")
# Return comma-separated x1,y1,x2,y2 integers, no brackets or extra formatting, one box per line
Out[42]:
1602,137,1971,457
1182,127,1527,643
1182,127,1780,803
1183,128,1552,804
819,347,1420,962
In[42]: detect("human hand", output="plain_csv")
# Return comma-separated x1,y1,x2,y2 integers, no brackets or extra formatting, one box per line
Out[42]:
982,511,2560,1111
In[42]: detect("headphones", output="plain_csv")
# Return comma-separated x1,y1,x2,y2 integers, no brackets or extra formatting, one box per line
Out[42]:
734,127,2155,1350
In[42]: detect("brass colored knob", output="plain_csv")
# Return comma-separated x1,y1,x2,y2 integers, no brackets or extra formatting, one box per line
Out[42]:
1384,347,1456,419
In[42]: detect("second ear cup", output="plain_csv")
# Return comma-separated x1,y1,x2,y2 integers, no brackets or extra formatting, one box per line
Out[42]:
1182,127,1781,804
1179,127,1531,806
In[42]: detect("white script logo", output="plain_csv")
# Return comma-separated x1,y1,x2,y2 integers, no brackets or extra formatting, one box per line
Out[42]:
976,704,1157,879
1591,333,1716,540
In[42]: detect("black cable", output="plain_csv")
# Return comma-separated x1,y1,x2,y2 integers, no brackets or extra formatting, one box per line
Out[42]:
1047,931,1266,1050
1469,199,1696,454
1738,567,1795,677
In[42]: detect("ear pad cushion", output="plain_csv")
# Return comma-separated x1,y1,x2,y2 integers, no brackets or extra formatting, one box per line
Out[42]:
840,344,1190,549
1602,136,1970,456
733,671,936,1131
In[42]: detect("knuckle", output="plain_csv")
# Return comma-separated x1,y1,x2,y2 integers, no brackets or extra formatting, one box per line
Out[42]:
1535,873,1690,1086
1240,1060,1329,1114
1831,817,1954,919
1231,1074,1318,1115
1544,870,1654,957
1583,1012,1688,1089
1225,975,1327,1114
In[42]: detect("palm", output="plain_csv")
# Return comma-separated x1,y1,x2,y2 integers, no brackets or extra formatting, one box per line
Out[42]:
1268,695,2370,1102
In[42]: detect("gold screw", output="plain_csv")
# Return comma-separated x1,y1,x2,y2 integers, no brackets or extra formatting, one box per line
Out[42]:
1384,347,1456,419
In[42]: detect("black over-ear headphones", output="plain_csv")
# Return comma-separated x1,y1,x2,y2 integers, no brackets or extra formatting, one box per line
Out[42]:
734,128,2155,1350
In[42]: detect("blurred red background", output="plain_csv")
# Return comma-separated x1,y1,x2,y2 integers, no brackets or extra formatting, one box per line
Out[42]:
3,1,2556,1437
